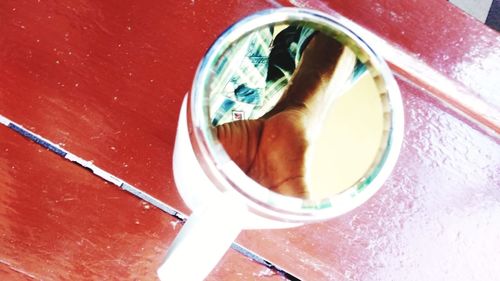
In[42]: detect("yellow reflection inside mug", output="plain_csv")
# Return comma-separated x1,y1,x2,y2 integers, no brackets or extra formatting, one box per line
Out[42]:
208,23,390,200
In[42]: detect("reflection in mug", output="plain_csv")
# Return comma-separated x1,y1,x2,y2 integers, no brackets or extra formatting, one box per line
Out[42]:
211,24,389,200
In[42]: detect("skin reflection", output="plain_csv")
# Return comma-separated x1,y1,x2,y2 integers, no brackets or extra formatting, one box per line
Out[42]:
216,30,356,198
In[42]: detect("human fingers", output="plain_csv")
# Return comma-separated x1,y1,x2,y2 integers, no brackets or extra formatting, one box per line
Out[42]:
215,119,264,172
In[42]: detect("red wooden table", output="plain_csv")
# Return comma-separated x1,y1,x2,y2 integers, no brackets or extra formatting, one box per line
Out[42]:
1,0,499,280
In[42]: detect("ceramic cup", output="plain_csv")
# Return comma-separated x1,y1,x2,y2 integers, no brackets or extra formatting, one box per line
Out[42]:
158,8,404,280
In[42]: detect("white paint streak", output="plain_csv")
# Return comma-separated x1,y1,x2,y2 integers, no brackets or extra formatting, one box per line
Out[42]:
0,115,10,125
254,268,275,277
170,220,179,230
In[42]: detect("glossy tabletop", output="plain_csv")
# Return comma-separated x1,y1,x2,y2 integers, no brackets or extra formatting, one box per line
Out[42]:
1,0,499,280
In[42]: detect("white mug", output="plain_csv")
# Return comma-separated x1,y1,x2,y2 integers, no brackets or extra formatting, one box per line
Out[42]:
158,8,404,280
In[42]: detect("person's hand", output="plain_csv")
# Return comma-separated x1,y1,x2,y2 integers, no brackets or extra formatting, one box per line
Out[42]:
216,107,309,197
216,32,353,198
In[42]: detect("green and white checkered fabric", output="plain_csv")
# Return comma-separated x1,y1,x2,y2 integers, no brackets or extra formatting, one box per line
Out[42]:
209,25,314,125
208,25,365,126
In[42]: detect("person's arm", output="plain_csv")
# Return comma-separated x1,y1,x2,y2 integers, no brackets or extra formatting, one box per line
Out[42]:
264,32,357,139
216,32,355,198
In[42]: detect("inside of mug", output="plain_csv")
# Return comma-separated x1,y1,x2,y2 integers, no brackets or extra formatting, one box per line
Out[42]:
191,10,400,216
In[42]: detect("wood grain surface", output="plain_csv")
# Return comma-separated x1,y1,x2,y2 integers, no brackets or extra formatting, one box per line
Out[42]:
1,0,499,280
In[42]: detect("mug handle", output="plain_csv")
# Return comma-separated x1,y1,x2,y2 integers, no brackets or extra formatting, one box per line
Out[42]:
157,191,246,280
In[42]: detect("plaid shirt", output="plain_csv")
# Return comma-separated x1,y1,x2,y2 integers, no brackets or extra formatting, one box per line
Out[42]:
209,25,365,126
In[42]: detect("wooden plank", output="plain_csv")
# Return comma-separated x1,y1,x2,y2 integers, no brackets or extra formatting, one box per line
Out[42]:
0,0,276,212
0,126,284,280
1,0,499,280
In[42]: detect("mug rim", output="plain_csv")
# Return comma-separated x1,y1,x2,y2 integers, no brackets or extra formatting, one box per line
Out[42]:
188,7,404,222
